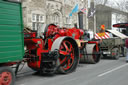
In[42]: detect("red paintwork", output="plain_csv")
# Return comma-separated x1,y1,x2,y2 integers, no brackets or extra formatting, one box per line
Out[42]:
113,24,121,27
24,24,99,71
88,41,99,51
3,62,17,67
0,72,12,85
48,39,53,50
24,38,49,69
113,23,128,28
45,26,84,40
24,32,36,38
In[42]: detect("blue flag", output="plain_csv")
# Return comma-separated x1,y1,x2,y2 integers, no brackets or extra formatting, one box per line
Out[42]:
69,4,79,16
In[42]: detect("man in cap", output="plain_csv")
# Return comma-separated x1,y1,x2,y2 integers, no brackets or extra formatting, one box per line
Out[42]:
95,24,110,39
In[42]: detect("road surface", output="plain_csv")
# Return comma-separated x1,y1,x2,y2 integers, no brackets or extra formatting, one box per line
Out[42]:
16,57,128,85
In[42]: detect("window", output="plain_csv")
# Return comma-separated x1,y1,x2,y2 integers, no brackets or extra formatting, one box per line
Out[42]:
32,22,36,30
37,14,39,22
66,17,72,24
32,14,36,22
64,17,72,27
52,13,60,25
39,15,45,22
32,14,45,31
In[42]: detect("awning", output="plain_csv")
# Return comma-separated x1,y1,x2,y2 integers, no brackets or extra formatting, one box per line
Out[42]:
113,23,128,28
106,30,128,39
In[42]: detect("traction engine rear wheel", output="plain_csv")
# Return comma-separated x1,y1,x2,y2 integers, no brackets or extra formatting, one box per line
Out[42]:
51,37,79,74
58,40,75,73
0,66,15,85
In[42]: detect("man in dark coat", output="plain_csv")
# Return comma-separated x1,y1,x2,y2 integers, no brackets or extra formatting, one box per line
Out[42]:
125,38,128,62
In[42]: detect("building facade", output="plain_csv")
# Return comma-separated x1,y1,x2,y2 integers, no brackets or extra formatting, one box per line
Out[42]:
22,0,88,32
96,5,128,32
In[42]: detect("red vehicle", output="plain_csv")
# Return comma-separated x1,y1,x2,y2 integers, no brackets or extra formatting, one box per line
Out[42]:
113,23,128,36
0,0,101,84
24,24,101,74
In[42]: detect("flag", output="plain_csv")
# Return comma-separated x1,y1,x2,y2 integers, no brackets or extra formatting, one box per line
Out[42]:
69,4,79,16
88,8,96,18
80,8,86,14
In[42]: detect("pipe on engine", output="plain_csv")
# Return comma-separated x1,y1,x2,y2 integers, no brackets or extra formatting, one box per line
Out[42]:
78,12,84,30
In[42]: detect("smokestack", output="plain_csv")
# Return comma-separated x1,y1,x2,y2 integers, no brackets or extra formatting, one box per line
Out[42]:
78,12,84,29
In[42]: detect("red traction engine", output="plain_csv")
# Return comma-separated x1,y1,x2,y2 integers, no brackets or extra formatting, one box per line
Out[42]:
24,24,101,74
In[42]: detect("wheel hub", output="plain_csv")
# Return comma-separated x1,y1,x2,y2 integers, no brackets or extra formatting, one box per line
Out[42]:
0,72,12,85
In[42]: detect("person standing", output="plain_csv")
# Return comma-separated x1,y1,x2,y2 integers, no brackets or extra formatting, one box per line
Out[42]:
94,24,110,39
125,38,128,62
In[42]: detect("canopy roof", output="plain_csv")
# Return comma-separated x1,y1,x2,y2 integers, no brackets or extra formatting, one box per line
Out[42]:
106,30,128,39
113,23,128,28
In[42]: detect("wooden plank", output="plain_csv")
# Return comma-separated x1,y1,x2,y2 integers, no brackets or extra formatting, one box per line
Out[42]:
0,25,22,30
0,31,21,35
0,7,20,15
0,41,22,46
0,36,22,41
0,1,20,11
0,46,22,52
0,13,20,20
0,51,23,60
0,19,21,25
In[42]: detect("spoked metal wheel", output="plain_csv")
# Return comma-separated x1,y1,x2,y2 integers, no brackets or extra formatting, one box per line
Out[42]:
0,67,15,85
59,40,75,72
92,47,100,63
51,37,79,74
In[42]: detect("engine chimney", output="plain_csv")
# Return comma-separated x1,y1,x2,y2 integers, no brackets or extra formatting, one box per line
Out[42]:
78,12,84,29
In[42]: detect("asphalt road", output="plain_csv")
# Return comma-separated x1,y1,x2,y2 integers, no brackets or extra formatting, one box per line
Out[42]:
16,57,128,85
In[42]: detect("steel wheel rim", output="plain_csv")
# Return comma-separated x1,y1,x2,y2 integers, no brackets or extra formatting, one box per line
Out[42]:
112,48,119,59
0,72,12,85
59,40,75,71
92,48,97,61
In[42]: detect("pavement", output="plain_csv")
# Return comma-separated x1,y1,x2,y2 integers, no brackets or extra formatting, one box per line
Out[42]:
16,57,128,85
